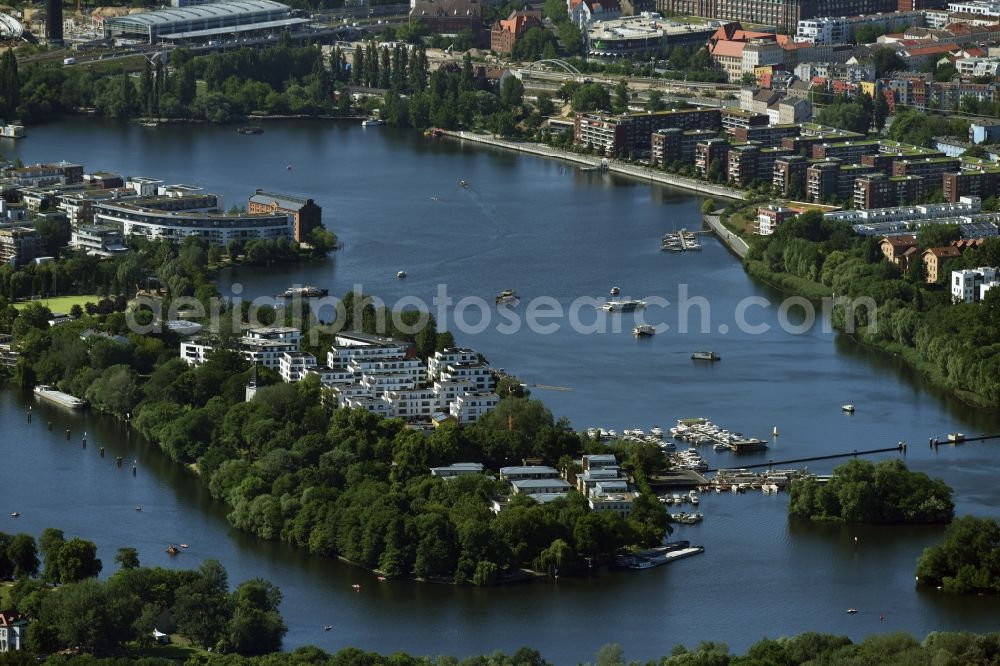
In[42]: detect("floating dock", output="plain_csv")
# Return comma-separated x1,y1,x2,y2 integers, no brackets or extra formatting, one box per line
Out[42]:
661,229,701,252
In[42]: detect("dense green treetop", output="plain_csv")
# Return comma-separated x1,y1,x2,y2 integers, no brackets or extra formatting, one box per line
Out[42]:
788,459,954,524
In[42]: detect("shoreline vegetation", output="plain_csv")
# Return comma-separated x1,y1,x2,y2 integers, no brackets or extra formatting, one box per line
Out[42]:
6,630,1000,664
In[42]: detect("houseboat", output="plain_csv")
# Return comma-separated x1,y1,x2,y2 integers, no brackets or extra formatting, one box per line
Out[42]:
0,124,24,138
33,385,87,409
691,351,720,361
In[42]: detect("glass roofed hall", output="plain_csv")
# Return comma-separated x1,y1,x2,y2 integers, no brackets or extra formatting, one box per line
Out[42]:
103,0,295,43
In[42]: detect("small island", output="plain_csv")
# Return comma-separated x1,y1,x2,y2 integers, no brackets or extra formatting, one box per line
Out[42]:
788,459,954,524
916,516,1000,595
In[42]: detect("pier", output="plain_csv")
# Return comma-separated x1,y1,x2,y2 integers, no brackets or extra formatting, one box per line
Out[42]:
704,444,906,473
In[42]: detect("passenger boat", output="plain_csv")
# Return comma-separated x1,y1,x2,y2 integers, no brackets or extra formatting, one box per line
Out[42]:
281,286,328,298
691,351,720,361
396,271,407,279
496,289,518,305
237,126,263,134
633,324,655,336
602,299,646,312
361,118,384,127
33,385,88,409
842,404,855,413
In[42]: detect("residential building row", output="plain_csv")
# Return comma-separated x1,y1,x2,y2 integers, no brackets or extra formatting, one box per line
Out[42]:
195,328,502,426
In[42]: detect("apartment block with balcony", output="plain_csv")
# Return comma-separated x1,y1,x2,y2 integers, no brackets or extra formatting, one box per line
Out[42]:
854,174,926,209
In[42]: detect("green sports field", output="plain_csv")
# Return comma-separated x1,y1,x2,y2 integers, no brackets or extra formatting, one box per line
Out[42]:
13,294,102,313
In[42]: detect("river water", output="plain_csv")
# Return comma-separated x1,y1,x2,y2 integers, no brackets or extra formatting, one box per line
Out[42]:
2,118,999,664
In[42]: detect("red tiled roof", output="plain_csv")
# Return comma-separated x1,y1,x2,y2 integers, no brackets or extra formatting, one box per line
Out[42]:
710,40,746,58
924,246,962,259
883,235,917,247
905,43,960,56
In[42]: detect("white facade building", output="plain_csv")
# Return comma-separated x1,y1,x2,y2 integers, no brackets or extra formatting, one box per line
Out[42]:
279,351,317,382
427,348,479,379
450,392,500,423
951,267,999,303
439,361,495,392
180,326,301,369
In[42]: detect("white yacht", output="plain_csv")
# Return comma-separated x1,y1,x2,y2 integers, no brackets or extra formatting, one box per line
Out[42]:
603,299,646,312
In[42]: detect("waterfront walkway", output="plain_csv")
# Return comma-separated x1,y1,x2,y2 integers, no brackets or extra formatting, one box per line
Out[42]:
702,212,748,260
443,130,746,201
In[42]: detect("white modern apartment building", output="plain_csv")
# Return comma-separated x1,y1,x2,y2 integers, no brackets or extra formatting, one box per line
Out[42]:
279,351,317,382
947,0,1000,17
826,197,982,226
181,326,301,368
95,196,292,247
795,12,923,45
320,333,499,424
449,392,500,424
69,225,129,257
439,361,495,393
952,267,999,303
427,348,479,379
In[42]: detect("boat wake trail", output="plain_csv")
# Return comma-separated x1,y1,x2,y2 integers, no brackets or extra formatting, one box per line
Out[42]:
460,185,505,238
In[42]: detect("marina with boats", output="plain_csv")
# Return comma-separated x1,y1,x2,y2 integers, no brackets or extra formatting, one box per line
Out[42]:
616,541,704,569
670,418,768,454
661,229,702,252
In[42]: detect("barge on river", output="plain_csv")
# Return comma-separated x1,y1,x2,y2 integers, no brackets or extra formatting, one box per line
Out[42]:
33,385,88,409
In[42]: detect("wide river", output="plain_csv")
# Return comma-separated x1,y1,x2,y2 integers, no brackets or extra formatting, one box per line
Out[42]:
2,119,999,664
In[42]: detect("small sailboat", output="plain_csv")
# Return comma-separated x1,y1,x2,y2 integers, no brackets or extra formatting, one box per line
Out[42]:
10,512,19,517
772,426,779,436
846,608,858,614
179,544,189,549
135,505,142,512
324,625,333,631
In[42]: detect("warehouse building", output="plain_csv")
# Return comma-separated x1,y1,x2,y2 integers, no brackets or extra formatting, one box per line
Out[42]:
103,0,309,45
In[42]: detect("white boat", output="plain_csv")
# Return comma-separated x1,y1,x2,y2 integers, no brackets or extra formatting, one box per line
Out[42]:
692,351,721,361
633,324,655,336
361,118,384,127
607,429,618,438
842,404,855,413
396,271,407,279
603,299,646,312
281,285,329,298
33,385,87,409
651,426,663,438
610,286,620,296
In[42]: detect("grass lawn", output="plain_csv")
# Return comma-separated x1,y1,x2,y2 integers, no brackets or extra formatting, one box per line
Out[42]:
0,581,12,608
13,294,102,313
132,635,209,661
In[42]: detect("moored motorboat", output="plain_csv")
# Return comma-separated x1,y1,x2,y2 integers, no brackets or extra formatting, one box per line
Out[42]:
603,299,646,312
496,289,518,305
361,118,384,127
842,404,855,413
633,324,655,336
691,351,720,361
397,271,407,279
610,286,620,296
